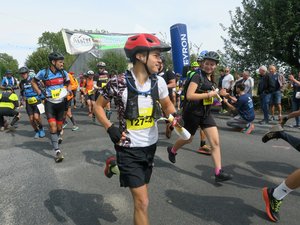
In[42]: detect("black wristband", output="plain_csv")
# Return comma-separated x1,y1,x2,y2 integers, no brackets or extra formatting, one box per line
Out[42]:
107,125,122,144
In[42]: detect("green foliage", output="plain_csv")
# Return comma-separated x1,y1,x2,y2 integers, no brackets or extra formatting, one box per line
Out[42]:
26,31,76,72
88,51,128,74
189,54,197,64
0,53,18,78
38,31,66,54
163,52,174,71
223,0,300,70
25,48,50,72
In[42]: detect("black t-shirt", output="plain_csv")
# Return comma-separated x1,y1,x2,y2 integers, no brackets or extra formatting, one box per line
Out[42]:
184,71,215,116
158,70,175,97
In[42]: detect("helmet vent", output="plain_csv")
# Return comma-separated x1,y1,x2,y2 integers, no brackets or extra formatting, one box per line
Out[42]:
146,38,154,43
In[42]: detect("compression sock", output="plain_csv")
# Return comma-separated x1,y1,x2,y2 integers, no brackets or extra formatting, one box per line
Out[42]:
50,133,59,150
273,181,293,200
69,116,76,126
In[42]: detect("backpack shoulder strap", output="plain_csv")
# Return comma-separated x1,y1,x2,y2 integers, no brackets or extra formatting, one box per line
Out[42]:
43,68,49,79
150,74,159,101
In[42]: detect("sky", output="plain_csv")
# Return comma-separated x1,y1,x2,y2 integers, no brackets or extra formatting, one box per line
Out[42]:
0,0,242,66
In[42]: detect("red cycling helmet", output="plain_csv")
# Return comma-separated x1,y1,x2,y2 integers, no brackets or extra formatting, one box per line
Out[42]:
124,33,171,60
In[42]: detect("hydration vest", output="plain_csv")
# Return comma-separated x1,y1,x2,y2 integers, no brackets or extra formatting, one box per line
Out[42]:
180,70,205,108
124,71,162,120
22,77,39,98
43,68,66,87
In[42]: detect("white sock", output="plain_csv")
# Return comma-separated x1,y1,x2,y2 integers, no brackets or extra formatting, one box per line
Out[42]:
273,181,293,200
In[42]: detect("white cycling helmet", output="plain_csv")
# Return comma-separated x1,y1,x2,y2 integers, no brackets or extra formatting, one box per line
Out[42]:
87,70,95,75
97,62,106,67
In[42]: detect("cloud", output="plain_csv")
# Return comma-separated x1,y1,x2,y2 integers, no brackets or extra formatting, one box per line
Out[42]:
0,0,242,65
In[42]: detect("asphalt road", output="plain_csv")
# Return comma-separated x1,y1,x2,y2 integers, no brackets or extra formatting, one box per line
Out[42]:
1,105,300,225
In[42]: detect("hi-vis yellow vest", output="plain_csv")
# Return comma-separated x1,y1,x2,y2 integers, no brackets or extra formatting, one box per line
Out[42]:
0,92,18,109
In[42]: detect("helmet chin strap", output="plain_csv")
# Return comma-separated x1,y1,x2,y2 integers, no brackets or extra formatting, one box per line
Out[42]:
50,61,60,72
143,51,151,76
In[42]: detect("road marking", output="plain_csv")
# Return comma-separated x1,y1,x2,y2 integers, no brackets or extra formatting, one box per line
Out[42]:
271,145,290,150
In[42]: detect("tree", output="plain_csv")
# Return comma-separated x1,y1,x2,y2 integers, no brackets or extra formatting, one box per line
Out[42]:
26,31,76,71
38,31,66,54
222,0,300,71
0,53,18,78
25,48,50,73
88,50,128,74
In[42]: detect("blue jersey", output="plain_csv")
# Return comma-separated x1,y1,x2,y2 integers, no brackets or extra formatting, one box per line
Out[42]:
1,76,17,87
235,93,255,122
20,76,42,99
35,68,69,100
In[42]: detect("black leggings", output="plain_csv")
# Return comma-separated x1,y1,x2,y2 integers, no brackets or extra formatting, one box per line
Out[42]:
279,131,300,151
0,108,18,126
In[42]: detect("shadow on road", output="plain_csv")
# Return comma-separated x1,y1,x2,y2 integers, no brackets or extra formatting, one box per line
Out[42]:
83,149,115,167
44,189,117,225
165,189,265,225
14,140,53,159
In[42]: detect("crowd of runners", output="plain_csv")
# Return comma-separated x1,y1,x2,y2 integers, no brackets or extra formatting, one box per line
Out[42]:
1,33,300,224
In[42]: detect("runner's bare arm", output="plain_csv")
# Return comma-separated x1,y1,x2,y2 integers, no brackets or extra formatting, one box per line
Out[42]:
94,95,112,130
159,96,176,116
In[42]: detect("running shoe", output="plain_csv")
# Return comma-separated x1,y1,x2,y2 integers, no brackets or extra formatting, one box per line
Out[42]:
269,116,276,121
39,128,46,138
0,127,4,132
262,187,282,222
219,109,228,114
215,170,233,182
104,156,120,178
34,131,39,139
55,150,64,163
259,120,269,125
262,125,283,143
197,145,212,155
243,123,255,134
167,146,177,163
72,126,79,131
62,121,68,129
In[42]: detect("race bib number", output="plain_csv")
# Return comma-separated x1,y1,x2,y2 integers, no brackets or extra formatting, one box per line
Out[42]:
51,88,62,99
27,97,38,104
203,97,214,105
126,107,154,130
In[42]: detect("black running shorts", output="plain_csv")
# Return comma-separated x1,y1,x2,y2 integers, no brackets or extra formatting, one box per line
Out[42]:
85,93,95,101
45,99,66,123
115,143,156,188
25,102,40,116
183,111,217,136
